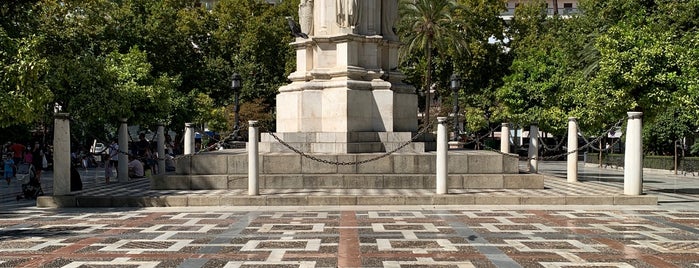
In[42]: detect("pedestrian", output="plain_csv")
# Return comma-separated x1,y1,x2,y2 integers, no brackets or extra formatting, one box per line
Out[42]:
3,153,14,185
106,139,119,184
31,142,44,182
9,141,25,165
127,155,144,179
23,147,33,165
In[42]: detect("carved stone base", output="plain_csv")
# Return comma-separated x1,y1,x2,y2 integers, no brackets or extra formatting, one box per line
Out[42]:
259,132,435,153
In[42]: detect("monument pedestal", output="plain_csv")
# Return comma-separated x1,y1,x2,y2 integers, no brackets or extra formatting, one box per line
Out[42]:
259,132,435,153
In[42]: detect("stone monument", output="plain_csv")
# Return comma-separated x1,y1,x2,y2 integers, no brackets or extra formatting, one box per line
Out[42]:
261,0,427,153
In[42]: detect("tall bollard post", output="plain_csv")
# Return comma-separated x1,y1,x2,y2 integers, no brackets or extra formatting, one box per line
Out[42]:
567,117,579,182
118,118,129,183
436,117,448,194
53,113,71,195
624,112,643,195
501,123,510,154
248,120,259,196
528,122,539,173
157,123,166,175
184,123,194,155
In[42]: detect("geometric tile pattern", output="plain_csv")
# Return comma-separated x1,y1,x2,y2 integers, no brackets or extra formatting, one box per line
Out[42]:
2,208,699,267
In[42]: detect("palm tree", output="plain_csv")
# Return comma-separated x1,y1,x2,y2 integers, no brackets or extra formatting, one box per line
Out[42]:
398,0,464,125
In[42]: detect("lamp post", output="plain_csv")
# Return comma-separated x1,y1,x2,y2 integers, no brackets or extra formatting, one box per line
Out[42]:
450,74,461,141
231,73,242,140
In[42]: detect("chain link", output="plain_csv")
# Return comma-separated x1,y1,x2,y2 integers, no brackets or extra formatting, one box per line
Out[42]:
478,117,627,161
108,116,628,165
265,120,436,166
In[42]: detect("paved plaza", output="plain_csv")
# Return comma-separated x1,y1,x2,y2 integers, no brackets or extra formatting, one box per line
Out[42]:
1,161,698,267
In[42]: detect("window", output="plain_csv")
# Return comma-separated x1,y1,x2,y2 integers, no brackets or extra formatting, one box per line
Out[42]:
563,3,573,14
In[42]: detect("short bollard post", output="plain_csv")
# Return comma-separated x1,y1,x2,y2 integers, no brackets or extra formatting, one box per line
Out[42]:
624,112,643,195
53,113,71,195
501,123,510,154
157,123,166,175
248,120,259,196
436,117,448,194
118,118,130,183
567,117,578,182
184,123,194,155
528,122,539,173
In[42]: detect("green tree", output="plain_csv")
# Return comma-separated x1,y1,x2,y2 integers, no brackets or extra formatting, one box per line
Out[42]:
450,0,509,133
0,1,53,128
398,0,465,125
497,0,572,133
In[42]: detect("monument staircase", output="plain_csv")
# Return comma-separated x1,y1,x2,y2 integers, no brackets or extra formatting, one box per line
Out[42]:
150,147,549,206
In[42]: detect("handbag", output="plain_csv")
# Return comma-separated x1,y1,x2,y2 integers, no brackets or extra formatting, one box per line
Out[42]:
42,155,48,169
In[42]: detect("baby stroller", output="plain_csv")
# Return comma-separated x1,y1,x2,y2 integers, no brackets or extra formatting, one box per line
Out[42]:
16,164,44,201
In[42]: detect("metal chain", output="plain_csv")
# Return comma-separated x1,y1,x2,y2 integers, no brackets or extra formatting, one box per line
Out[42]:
479,117,626,161
460,125,501,146
577,117,625,152
266,120,436,166
538,128,568,152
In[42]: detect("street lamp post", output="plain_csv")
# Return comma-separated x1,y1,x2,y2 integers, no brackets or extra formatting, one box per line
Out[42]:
450,74,461,141
231,73,242,140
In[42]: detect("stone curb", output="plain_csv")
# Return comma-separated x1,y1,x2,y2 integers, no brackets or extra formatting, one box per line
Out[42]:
36,194,658,208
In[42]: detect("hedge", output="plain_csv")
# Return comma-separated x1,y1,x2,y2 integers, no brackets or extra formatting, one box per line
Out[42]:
584,153,699,173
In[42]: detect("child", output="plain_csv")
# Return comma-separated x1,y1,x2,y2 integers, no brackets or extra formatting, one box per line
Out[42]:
4,153,14,185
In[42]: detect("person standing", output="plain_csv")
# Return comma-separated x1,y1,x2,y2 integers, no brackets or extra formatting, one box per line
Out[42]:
31,142,44,182
9,142,25,165
4,154,14,185
106,139,119,184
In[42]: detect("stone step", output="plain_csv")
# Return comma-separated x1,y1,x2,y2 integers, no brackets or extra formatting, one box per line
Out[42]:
258,141,431,153
151,174,544,190
37,194,658,208
175,150,519,175
258,132,437,153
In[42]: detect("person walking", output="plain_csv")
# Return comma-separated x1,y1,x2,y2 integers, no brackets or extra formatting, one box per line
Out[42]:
106,139,119,184
3,153,15,185
9,142,25,165
31,142,45,182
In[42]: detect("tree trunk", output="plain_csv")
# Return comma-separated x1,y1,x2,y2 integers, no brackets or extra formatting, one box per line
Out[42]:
552,0,558,15
424,39,432,126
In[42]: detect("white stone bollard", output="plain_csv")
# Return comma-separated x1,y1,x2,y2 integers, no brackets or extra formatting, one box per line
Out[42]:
501,123,510,154
118,118,129,182
248,120,259,196
184,123,194,155
157,124,166,175
528,122,539,173
567,117,579,182
436,117,448,194
624,112,643,195
53,113,71,195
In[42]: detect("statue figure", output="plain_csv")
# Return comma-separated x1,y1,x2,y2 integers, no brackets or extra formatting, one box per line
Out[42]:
299,0,313,35
336,0,359,29
381,0,399,40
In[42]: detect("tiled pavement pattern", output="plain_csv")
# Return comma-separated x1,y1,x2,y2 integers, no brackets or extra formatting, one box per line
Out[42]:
2,161,699,206
1,207,699,267
0,166,680,206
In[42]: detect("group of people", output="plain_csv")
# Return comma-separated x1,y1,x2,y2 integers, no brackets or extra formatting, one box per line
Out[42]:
102,133,176,183
2,141,48,185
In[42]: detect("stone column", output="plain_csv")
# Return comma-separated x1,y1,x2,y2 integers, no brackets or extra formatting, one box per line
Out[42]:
248,120,259,196
53,113,71,195
528,122,539,173
118,118,129,182
157,124,166,175
567,117,579,182
436,117,448,194
184,123,194,155
501,123,510,154
624,112,643,195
